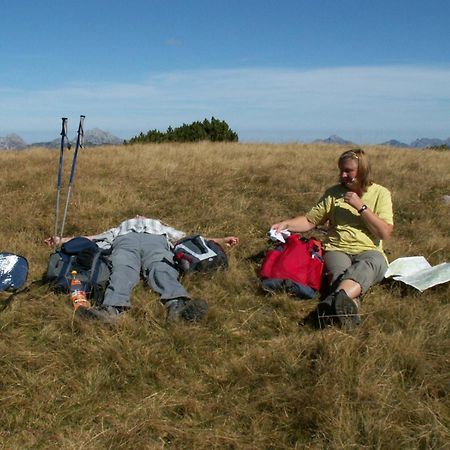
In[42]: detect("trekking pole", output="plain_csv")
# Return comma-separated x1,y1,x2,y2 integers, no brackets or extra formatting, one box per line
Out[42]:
54,117,68,238
59,115,85,239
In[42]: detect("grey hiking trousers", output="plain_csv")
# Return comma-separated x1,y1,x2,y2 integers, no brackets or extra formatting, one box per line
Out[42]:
102,232,189,308
324,250,388,295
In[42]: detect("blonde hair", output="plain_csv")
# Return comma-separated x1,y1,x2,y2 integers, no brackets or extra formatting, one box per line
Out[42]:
338,148,373,192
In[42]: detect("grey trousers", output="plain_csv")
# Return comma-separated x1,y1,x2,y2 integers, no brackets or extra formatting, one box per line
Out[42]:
102,232,190,308
324,250,388,295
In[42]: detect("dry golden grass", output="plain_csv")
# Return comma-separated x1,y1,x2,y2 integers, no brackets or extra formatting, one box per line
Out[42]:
0,142,449,449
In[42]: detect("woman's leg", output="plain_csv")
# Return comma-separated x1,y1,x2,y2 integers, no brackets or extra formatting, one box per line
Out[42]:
341,250,388,296
324,251,352,293
319,251,361,327
331,251,387,327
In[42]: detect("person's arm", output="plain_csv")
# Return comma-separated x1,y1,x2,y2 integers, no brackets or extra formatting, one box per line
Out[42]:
44,234,97,248
271,190,331,234
360,209,393,240
343,191,393,240
208,236,239,247
271,216,316,234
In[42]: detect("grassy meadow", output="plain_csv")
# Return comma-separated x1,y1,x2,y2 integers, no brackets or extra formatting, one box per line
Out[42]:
0,142,449,449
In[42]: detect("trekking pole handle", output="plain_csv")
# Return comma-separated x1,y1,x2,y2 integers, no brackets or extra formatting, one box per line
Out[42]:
68,115,85,183
77,115,85,147
60,117,68,138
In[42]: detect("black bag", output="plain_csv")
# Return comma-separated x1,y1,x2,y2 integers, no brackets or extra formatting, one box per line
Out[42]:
173,235,228,273
44,237,112,304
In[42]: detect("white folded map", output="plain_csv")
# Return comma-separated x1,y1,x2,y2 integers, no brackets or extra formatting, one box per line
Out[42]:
385,256,450,292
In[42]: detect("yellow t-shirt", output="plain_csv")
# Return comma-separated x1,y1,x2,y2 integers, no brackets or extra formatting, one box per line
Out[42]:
305,183,393,255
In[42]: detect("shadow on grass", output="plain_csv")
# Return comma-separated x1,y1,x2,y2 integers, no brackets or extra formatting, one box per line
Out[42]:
0,280,47,312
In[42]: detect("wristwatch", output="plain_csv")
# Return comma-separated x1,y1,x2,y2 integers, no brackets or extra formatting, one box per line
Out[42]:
358,204,368,214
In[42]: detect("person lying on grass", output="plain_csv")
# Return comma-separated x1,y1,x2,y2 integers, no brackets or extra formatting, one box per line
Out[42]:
271,149,393,328
45,215,239,324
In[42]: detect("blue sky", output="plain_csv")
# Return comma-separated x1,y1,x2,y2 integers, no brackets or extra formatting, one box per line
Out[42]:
1,0,449,144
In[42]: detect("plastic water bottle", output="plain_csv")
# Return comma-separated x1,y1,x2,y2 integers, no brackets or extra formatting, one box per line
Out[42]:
70,270,90,310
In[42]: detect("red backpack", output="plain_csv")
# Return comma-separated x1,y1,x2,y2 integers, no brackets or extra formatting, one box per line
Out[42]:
259,234,324,299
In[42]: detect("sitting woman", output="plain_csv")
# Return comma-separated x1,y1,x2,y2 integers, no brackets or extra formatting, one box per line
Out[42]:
271,148,394,327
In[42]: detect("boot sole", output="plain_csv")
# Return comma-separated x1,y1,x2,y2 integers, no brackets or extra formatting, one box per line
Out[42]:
333,296,361,328
75,306,119,324
181,299,208,322
317,300,334,327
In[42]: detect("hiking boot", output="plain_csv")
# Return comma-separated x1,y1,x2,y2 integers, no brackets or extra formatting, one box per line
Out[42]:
332,289,361,328
165,298,208,323
317,293,335,327
75,305,126,323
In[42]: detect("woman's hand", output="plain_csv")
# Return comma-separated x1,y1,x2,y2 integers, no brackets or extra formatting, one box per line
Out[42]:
344,191,364,211
343,193,393,240
270,221,290,234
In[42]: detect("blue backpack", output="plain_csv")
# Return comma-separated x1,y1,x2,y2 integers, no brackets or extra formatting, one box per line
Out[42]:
0,253,29,292
44,237,112,304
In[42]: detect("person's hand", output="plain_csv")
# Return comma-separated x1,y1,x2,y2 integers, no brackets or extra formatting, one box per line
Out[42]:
344,191,364,211
44,236,61,247
222,236,239,247
270,221,290,234
211,236,240,247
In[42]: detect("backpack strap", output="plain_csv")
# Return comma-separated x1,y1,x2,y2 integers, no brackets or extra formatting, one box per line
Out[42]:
61,236,100,255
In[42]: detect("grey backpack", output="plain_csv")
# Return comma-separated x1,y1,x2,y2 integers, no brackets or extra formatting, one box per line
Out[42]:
173,235,228,274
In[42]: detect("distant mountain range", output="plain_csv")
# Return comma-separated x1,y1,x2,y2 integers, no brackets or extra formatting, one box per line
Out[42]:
0,128,123,150
1,131,449,150
0,133,27,151
312,135,450,148
313,135,354,145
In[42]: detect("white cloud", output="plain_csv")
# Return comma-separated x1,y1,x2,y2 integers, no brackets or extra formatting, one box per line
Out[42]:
1,65,449,143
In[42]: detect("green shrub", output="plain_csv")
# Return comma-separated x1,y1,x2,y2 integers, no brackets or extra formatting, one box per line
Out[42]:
427,144,449,151
125,117,238,144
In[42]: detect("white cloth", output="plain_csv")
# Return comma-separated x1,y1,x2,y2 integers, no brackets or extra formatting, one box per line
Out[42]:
268,228,291,243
